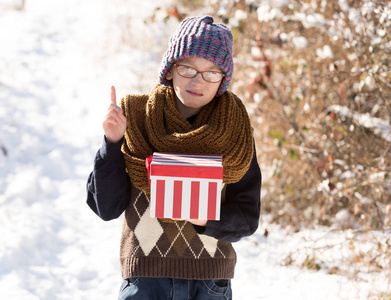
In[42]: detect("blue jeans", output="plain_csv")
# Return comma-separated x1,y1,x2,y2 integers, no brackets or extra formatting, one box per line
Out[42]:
118,277,232,300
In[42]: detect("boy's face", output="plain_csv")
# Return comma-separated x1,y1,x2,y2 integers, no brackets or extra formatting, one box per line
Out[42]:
166,57,222,119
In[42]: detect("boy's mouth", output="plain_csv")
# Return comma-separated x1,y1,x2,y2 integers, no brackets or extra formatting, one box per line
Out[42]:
186,89,203,97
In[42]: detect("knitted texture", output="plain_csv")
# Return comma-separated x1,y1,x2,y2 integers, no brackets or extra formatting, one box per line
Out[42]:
120,84,253,201
159,15,234,97
119,188,237,280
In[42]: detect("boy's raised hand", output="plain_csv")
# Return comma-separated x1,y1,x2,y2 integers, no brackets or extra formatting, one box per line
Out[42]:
102,86,127,143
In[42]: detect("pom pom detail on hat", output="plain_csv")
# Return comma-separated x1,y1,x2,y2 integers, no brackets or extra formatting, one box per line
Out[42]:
158,16,234,97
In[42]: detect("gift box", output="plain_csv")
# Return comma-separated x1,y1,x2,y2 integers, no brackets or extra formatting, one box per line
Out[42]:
146,152,223,220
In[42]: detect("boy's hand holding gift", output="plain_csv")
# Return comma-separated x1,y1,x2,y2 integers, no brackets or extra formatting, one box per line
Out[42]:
179,218,207,227
102,86,127,144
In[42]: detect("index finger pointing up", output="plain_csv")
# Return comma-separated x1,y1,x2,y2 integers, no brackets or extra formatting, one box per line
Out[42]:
111,86,116,104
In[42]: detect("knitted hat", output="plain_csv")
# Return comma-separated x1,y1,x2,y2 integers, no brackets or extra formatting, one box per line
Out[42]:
158,16,234,97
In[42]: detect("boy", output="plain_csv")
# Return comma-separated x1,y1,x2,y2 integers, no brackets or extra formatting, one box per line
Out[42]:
87,15,261,300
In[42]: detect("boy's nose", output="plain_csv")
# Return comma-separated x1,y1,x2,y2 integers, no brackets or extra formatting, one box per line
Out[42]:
191,73,205,85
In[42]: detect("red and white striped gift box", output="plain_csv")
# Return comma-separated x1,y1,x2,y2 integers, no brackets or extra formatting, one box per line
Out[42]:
147,152,223,220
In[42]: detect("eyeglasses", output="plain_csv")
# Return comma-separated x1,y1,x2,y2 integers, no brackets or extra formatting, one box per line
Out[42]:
173,64,225,83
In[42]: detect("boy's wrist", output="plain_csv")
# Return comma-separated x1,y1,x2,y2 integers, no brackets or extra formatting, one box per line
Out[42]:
100,136,124,160
104,135,123,144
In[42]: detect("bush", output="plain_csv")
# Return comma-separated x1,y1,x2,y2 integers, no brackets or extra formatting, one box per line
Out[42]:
212,0,391,231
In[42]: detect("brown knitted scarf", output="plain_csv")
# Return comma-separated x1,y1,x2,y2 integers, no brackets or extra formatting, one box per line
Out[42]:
120,84,253,201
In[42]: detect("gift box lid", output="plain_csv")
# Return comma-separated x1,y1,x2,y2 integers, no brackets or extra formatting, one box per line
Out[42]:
147,153,223,180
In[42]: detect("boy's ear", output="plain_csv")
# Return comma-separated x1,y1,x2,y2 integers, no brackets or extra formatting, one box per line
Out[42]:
166,69,173,80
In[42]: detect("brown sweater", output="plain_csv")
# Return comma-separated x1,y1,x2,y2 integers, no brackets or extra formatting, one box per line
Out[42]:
119,184,236,279
87,136,261,279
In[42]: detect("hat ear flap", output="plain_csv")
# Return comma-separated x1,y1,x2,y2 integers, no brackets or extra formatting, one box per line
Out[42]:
166,69,173,80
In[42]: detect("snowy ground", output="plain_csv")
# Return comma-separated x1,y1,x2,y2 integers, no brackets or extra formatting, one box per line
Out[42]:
0,0,389,299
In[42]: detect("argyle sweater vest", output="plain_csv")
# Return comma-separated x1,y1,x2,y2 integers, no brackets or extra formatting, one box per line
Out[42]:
119,183,237,280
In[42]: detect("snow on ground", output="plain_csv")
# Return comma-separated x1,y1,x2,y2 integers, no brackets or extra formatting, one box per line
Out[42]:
0,0,389,299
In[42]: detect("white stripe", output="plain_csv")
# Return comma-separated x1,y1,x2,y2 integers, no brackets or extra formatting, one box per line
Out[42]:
215,181,222,220
150,179,157,218
150,176,221,182
152,153,222,166
181,180,191,219
154,152,222,160
164,179,174,218
198,181,208,220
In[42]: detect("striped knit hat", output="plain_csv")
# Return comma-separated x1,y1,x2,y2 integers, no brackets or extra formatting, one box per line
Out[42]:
158,16,234,97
